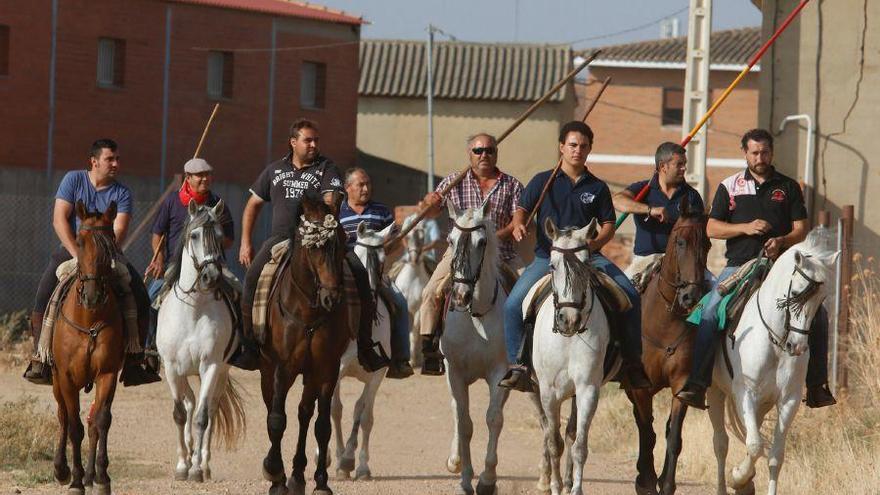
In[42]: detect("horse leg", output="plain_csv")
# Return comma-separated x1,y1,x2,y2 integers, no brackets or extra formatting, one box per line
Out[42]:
626,388,659,495
199,368,229,481
731,391,761,491
541,393,564,495
188,363,220,482
355,376,382,481
330,382,348,479
568,386,600,495
90,372,117,495
476,378,510,495
166,370,193,480
52,381,71,485
312,380,337,494
339,388,365,477
262,365,293,495
767,396,800,495
706,387,728,495
562,398,577,494
658,395,688,495
63,384,86,494
447,370,475,495
83,399,98,488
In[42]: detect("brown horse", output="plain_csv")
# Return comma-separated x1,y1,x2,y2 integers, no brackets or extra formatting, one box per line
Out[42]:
52,201,126,495
627,197,710,495
260,192,351,495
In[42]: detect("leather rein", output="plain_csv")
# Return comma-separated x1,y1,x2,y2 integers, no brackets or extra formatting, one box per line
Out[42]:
756,260,824,355
549,243,597,335
449,220,499,318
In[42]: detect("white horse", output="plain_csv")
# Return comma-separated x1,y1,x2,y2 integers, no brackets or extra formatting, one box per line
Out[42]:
442,201,510,495
330,221,394,481
156,200,246,482
393,215,430,366
528,218,616,495
707,228,838,495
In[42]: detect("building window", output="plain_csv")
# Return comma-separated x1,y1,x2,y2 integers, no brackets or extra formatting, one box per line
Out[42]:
207,51,234,99
300,61,326,109
0,25,9,75
97,37,125,88
662,88,684,126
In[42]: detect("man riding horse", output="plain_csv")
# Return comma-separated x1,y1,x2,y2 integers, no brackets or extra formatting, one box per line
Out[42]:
675,128,836,410
417,133,525,376
23,139,161,386
501,121,652,391
236,118,388,372
339,167,414,378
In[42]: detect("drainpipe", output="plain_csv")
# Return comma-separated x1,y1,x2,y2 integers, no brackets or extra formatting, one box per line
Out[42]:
777,114,814,215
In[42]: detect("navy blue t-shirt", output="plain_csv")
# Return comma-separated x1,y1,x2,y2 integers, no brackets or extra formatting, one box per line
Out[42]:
339,200,395,248
519,168,615,258
151,192,234,260
626,174,705,256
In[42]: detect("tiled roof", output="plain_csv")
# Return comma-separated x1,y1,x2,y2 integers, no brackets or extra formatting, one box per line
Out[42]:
359,40,572,102
168,0,365,25
588,27,761,69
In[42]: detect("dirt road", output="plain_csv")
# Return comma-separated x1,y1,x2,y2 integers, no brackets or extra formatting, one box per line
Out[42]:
1,369,705,494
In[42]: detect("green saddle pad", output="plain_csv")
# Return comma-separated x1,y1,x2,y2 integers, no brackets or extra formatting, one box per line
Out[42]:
686,259,770,331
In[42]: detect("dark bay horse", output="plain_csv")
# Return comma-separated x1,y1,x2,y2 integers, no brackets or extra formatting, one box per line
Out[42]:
260,193,351,495
627,198,710,495
52,201,125,495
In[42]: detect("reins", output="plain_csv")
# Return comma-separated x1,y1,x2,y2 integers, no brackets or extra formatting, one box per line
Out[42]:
549,243,597,335
756,259,824,355
449,219,499,317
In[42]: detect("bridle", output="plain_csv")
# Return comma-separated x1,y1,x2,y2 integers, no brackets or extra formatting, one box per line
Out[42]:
655,223,708,314
180,218,224,296
757,258,824,355
549,243,597,335
450,220,498,317
75,224,115,309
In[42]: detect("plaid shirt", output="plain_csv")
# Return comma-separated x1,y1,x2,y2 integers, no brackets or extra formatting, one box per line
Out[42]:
437,168,523,261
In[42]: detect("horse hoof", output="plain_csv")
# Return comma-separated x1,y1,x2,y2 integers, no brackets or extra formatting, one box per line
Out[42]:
335,469,351,480
174,468,189,481
94,482,111,495
338,456,355,472
55,465,71,484
475,480,496,495
354,468,371,481
67,488,85,495
635,482,659,495
269,482,290,495
730,466,755,490
203,467,212,481
188,469,204,482
446,455,461,474
733,481,756,495
454,485,474,495
263,458,285,482
286,478,305,495
313,489,334,495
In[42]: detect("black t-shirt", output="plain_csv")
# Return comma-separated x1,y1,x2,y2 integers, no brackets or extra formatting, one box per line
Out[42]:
710,167,807,266
249,155,344,237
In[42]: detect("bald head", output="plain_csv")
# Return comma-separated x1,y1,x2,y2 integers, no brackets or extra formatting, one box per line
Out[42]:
345,167,372,206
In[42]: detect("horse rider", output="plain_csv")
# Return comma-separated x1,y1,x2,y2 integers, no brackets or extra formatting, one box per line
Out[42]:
145,158,237,367
417,133,525,376
613,142,708,280
236,119,388,372
23,139,161,386
339,167,415,379
500,121,652,391
675,128,837,409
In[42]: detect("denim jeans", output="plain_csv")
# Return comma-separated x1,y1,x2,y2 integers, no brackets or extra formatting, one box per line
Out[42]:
146,279,164,351
591,254,642,361
689,265,740,387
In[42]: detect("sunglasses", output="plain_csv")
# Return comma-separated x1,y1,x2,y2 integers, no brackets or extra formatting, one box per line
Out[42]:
471,146,497,156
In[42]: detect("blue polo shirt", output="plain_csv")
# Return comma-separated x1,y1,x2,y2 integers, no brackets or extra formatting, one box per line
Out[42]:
519,168,615,258
626,174,705,256
339,200,395,248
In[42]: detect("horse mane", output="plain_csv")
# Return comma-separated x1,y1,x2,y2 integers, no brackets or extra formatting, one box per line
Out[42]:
450,210,498,282
164,205,225,288
556,227,598,296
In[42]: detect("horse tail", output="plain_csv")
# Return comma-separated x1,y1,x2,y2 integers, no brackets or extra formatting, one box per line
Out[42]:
724,395,747,444
214,375,247,450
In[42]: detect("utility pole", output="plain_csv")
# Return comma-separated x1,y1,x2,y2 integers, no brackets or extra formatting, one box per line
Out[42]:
682,0,712,198
426,24,436,192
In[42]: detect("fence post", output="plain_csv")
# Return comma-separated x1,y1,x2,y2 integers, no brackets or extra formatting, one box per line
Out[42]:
837,205,854,390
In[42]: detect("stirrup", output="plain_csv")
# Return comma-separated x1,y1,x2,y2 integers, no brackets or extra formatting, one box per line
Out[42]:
23,360,52,385
804,384,837,409
358,341,390,372
675,385,708,410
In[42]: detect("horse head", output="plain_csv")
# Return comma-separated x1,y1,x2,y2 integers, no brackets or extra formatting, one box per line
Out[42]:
297,192,346,312
661,196,710,312
182,199,226,292
74,200,117,309
354,221,395,291
545,216,598,336
446,199,496,311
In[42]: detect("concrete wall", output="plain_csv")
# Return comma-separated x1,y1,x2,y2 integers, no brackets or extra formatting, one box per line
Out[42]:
758,0,879,257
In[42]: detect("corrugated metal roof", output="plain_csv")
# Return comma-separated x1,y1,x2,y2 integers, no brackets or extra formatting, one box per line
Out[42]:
359,40,572,102
588,27,761,67
168,0,365,25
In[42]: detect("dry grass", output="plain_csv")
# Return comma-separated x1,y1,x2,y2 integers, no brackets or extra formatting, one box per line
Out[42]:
581,258,880,493
0,396,56,485
0,310,32,370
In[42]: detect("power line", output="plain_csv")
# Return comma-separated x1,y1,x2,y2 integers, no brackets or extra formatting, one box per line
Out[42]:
568,4,689,46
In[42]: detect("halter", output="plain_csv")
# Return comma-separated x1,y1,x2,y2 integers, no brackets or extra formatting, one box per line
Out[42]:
756,259,824,355
656,223,708,314
449,220,498,317
549,243,597,335
179,216,224,297
75,224,115,309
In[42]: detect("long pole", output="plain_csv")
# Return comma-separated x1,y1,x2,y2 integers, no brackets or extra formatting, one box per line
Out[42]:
525,76,611,227
426,25,436,192
614,0,812,229
387,50,601,247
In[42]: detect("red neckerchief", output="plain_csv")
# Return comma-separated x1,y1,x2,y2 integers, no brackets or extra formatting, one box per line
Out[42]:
179,180,208,206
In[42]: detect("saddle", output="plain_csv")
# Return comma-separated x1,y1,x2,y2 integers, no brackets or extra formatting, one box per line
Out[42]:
631,258,663,294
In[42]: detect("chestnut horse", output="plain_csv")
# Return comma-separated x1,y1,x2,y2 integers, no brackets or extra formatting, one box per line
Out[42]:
627,199,710,495
260,193,350,495
51,201,126,495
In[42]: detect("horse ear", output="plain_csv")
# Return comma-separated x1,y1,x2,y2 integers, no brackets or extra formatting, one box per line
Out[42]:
211,199,224,218
794,250,805,267
544,216,558,242
378,222,395,240
188,199,199,216
357,221,368,239
103,201,117,222
586,218,598,240
820,250,841,267
75,200,87,221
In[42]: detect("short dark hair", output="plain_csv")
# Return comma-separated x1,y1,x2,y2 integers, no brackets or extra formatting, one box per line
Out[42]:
740,128,774,151
558,121,594,146
89,139,118,160
289,118,319,140
655,142,686,170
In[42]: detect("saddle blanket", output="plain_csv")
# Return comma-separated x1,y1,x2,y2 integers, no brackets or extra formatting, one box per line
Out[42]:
522,271,632,324
686,257,769,331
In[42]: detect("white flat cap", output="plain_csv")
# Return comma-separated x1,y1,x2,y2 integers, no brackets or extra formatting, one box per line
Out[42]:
184,158,213,174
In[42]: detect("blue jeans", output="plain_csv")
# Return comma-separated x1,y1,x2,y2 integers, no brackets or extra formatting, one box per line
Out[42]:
502,254,642,364
146,279,164,351
689,265,740,387
387,285,411,361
